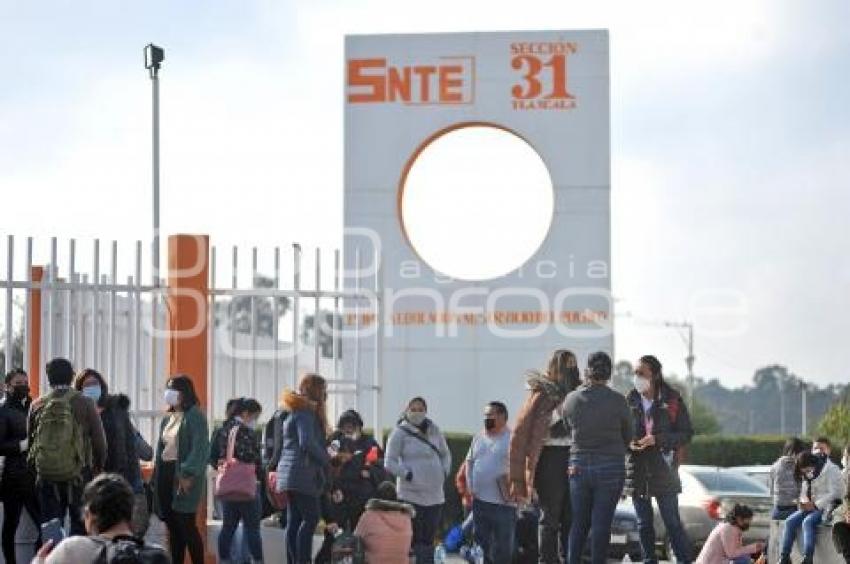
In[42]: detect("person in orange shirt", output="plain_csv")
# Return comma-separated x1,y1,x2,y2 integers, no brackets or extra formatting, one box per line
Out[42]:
695,504,765,564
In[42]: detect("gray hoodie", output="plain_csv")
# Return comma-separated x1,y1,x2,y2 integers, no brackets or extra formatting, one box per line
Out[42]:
770,455,800,507
385,419,451,506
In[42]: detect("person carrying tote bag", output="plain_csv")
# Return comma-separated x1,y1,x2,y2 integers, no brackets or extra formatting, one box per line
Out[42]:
213,398,265,563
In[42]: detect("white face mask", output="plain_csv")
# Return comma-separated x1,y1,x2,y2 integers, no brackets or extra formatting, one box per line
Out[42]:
406,411,426,426
633,376,651,394
164,389,181,407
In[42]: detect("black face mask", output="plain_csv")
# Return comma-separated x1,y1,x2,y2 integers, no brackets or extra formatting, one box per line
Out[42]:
10,385,29,401
484,418,496,431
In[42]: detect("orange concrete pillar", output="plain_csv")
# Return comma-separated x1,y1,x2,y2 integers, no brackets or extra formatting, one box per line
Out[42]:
28,266,43,397
165,234,214,564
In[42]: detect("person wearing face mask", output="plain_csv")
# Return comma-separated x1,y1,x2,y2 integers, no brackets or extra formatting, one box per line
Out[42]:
28,358,107,536
385,396,452,564
0,368,42,562
508,349,580,563
152,374,210,564
213,397,265,564
777,450,844,564
276,373,332,564
72,368,146,533
625,355,694,564
327,410,385,529
831,445,850,563
695,504,765,564
466,401,514,564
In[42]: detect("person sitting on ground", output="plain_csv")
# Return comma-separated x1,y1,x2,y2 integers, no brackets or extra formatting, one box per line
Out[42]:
778,450,845,564
695,504,765,564
354,481,415,564
770,437,806,520
32,473,169,563
831,445,850,563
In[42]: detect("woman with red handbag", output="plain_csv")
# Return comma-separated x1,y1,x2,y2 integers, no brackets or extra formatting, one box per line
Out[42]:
213,397,265,563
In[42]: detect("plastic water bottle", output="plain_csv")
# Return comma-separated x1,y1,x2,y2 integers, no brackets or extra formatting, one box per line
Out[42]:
434,543,447,563
470,544,484,564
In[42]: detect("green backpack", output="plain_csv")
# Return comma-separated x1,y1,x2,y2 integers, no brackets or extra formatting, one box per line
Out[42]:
29,390,86,482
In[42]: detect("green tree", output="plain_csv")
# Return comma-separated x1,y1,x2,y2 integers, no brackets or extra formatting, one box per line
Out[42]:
690,398,722,435
817,400,850,446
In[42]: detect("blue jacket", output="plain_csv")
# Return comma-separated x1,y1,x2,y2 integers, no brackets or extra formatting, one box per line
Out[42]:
276,390,330,496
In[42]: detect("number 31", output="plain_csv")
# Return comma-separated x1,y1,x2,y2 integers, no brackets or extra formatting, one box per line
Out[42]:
511,54,574,100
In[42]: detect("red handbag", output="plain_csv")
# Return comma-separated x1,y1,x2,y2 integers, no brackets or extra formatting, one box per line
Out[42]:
266,471,289,510
214,427,257,502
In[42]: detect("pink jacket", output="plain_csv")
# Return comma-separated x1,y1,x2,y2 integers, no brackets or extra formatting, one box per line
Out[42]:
695,522,760,564
354,498,415,564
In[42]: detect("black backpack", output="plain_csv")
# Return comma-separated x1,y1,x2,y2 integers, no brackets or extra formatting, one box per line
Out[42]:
93,535,170,564
263,409,289,469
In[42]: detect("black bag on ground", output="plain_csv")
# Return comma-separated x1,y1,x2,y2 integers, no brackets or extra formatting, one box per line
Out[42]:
330,531,366,564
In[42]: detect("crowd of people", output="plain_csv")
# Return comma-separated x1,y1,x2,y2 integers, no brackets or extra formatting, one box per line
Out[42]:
1,352,847,564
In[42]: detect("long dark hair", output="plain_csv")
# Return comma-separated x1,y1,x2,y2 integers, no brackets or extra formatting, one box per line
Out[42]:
166,374,199,412
782,437,806,458
548,349,580,392
639,355,665,399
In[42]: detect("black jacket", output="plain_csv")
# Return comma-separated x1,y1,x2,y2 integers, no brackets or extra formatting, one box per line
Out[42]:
624,385,693,498
212,418,262,480
0,393,35,497
101,394,140,481
327,431,386,503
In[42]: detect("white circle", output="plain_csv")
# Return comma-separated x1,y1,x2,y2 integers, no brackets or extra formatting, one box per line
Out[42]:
400,125,554,281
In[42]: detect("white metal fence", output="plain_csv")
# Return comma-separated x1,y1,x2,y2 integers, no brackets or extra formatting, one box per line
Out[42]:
0,234,383,445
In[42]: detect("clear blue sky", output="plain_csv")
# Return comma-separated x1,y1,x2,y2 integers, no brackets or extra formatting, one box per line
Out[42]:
1,0,848,387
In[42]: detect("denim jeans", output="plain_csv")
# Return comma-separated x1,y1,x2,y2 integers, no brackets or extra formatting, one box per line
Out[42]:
472,498,517,564
408,502,443,564
286,491,321,564
633,493,692,563
219,498,264,561
781,509,822,558
567,454,626,564
772,505,797,520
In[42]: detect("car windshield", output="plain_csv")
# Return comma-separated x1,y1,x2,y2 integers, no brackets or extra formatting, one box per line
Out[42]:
689,470,768,494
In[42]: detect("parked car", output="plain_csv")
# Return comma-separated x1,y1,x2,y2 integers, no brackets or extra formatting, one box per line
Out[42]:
727,465,772,490
600,504,643,562
647,465,772,560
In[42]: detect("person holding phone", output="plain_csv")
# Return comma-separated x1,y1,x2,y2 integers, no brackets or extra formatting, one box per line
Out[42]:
625,355,694,564
152,375,210,564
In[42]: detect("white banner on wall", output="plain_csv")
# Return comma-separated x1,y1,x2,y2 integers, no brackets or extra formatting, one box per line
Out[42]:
344,30,611,432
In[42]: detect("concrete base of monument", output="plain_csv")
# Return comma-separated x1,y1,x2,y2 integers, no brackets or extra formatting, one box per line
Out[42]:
768,519,846,564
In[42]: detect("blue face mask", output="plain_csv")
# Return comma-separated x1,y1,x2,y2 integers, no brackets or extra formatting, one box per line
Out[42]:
82,385,102,403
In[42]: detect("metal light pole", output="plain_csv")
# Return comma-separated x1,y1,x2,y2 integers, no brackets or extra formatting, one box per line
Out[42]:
144,44,164,286
801,381,808,436
776,368,786,436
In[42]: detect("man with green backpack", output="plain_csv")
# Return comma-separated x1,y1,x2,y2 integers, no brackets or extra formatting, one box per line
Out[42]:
27,358,108,535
